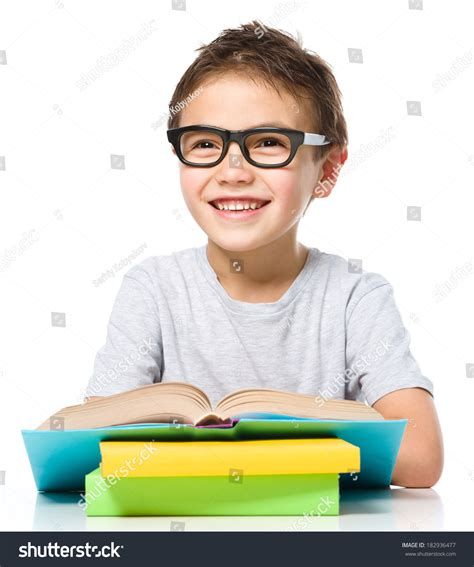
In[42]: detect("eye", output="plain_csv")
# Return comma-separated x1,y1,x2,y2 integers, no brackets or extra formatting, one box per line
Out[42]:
190,137,223,152
258,138,284,148
191,140,214,150
192,140,217,150
246,133,291,151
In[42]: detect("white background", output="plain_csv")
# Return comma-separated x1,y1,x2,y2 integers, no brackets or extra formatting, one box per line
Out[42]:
0,0,473,530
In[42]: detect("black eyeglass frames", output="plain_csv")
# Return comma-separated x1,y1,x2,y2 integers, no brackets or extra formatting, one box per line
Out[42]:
166,125,331,168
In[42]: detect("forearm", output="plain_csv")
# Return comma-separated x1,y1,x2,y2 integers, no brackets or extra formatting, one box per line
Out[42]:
373,388,444,489
390,417,444,488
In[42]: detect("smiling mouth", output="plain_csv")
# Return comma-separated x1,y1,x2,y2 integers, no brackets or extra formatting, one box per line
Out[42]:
208,199,271,211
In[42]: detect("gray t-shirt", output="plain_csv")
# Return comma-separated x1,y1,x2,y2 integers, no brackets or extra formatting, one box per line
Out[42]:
85,244,434,408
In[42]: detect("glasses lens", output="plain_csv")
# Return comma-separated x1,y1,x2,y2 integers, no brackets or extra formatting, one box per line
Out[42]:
245,132,292,165
180,130,224,164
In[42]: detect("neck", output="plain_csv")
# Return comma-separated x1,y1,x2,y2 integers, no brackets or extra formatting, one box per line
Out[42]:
206,232,309,303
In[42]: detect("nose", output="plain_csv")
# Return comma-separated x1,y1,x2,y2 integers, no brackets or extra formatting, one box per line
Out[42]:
214,141,254,184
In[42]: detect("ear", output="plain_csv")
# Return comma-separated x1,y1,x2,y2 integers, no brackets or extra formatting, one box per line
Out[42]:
312,146,348,199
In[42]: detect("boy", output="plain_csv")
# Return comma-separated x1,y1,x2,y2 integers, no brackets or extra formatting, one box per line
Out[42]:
85,21,443,488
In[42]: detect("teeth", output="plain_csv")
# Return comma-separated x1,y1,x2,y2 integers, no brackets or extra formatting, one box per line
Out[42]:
215,201,265,211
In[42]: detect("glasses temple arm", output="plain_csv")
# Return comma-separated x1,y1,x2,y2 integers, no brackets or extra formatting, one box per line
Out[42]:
303,133,331,146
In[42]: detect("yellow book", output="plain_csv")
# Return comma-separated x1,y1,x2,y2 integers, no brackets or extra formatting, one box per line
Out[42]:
99,438,360,478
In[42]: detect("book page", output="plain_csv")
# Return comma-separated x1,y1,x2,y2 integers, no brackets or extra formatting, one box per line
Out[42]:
36,382,213,430
215,387,383,421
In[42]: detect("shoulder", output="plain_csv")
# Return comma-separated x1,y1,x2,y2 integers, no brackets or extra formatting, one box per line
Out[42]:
121,246,199,288
312,248,393,316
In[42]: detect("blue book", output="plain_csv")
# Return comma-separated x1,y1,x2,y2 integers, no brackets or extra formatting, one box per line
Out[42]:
22,413,407,491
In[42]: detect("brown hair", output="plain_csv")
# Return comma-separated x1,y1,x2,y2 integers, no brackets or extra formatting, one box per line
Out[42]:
167,20,348,160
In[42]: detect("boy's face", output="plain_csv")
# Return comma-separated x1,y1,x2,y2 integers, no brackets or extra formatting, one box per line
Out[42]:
175,75,334,253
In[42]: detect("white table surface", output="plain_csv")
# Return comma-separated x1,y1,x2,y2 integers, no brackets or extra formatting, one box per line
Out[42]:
1,449,473,531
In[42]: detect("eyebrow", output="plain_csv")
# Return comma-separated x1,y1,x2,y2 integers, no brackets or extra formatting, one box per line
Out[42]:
190,121,296,130
249,121,294,129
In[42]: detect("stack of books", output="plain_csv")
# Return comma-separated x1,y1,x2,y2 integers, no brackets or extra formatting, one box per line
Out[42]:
84,438,360,516
22,382,408,516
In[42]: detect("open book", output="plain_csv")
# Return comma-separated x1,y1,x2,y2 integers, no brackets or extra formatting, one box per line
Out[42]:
36,381,383,430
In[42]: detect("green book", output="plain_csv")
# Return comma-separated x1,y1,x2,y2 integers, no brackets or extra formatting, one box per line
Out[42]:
84,468,339,516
